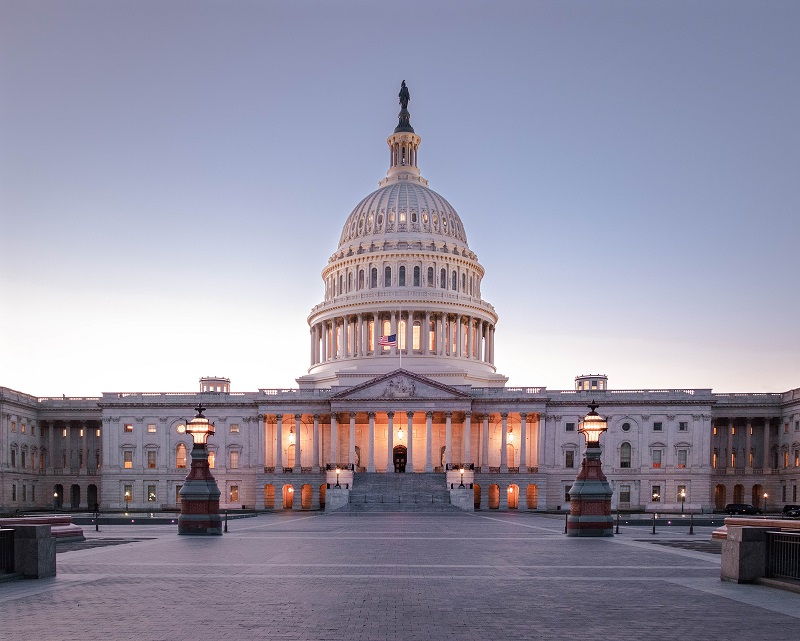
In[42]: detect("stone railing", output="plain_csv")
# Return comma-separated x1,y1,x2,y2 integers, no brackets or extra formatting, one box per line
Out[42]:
309,289,497,317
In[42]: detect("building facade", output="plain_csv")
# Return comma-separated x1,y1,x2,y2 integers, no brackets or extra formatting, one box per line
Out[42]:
2,88,800,514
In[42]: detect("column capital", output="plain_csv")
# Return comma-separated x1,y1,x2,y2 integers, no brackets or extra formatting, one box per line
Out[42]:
445,411,452,419
368,412,375,419
294,413,302,420
313,414,320,421
406,411,414,419
426,411,433,419
500,412,508,419
350,412,357,420
275,413,283,421
387,411,395,419
520,412,527,420
465,411,472,418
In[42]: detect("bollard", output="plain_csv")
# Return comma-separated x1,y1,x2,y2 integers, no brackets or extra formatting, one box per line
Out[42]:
615,510,620,535
564,512,568,534
224,510,228,533
651,512,657,535
95,510,100,532
689,513,694,535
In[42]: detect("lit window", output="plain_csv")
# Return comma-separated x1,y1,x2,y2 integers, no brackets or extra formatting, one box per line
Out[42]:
96,428,101,437
62,428,67,437
229,451,239,469
677,485,687,502
176,444,187,469
208,451,215,469
795,450,799,467
147,485,156,502
713,450,719,468
21,423,25,434
230,423,239,433
651,450,662,468
677,450,688,468
79,428,84,437
565,450,575,468
124,450,133,469
124,424,133,433
653,422,663,432
784,451,790,468
398,319,406,350
230,485,239,503
785,423,790,434
123,485,132,503
147,424,157,433
177,424,185,434
147,450,157,469
412,321,421,350
678,422,688,431
651,485,661,502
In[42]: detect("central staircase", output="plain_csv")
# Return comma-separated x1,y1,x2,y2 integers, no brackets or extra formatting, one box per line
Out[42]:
336,472,463,513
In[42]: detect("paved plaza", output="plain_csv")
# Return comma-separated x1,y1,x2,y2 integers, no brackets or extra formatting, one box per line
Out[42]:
1,512,799,640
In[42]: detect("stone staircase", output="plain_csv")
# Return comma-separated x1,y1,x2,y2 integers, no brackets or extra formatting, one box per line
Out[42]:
336,472,463,513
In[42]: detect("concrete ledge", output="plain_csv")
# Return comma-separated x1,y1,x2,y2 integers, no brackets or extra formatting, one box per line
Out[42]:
712,517,800,541
13,525,56,579
0,516,84,541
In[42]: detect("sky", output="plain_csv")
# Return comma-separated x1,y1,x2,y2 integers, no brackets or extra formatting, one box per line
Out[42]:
1,0,799,397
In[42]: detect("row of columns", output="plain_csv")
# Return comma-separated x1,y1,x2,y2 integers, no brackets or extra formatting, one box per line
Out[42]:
310,311,495,366
42,422,101,474
714,418,773,470
270,411,534,474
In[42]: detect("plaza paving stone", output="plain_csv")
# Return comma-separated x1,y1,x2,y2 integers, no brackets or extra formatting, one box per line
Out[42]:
1,512,798,640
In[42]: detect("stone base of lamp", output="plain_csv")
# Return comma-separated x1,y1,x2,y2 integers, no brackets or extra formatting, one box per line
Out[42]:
567,445,613,537
178,444,222,536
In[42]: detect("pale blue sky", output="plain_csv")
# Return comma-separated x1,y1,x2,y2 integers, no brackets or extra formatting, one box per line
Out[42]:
2,0,798,396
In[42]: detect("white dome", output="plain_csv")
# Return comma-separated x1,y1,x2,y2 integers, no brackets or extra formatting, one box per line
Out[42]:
338,181,469,249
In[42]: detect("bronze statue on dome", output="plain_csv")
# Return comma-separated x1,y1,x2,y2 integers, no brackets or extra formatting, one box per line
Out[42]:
399,80,410,109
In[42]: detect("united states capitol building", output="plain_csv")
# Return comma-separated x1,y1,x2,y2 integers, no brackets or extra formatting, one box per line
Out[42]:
2,86,799,515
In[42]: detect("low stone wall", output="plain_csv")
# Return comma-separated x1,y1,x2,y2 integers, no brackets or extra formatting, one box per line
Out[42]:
324,488,350,512
0,516,84,540
719,519,800,584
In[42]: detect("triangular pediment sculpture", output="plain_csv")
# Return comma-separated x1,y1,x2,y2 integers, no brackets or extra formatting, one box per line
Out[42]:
332,369,471,401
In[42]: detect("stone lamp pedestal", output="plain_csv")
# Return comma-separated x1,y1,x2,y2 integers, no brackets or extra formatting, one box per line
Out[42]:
178,443,222,535
567,444,613,537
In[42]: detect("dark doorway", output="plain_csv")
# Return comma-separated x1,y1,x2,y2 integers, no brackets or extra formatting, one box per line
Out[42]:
393,445,407,473
87,484,98,511
70,484,81,509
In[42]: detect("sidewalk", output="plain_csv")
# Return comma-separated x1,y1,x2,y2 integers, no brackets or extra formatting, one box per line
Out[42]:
1,512,798,641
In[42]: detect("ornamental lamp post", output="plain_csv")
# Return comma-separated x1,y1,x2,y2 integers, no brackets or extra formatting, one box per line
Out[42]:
567,400,614,537
763,492,768,514
178,405,223,535
460,467,465,488
680,489,686,514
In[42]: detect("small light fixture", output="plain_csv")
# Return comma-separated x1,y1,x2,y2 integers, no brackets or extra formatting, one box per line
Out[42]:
507,486,513,493
508,428,514,443
289,427,295,445
397,427,404,440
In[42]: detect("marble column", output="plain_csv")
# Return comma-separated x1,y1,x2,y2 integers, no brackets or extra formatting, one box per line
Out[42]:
48,422,55,472
745,419,753,470
81,422,88,472
65,423,72,473
367,412,376,472
763,418,771,469
275,414,283,471
406,411,414,472
520,413,528,473
464,412,472,466
330,413,338,466
423,311,430,355
482,414,490,471
425,411,433,472
500,412,509,473
727,419,734,469
293,414,302,473
445,412,452,467
349,412,356,468
373,312,379,355
387,411,395,473
321,323,328,362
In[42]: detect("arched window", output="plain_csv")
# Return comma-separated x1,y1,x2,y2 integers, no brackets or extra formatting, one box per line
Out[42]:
338,274,343,295
176,443,187,469
427,267,434,287
370,268,377,288
384,266,391,287
399,266,406,286
440,268,446,288
413,266,420,287
620,442,631,468
358,269,364,290
461,273,466,291
348,272,352,292
451,270,457,290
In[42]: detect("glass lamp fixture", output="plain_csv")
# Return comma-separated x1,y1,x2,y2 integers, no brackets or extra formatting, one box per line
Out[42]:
397,427,403,440
508,428,514,443
289,428,295,445
185,406,215,445
578,400,608,446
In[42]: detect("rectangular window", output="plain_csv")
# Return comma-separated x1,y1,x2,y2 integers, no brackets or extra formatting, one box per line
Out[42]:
62,428,67,437
782,486,787,502
565,422,575,432
11,421,15,432
147,424,157,433
12,484,16,501
124,451,133,469
677,450,687,468
229,451,239,469
21,423,25,434
124,424,133,433
794,485,797,502
784,451,790,468
176,485,182,505
651,450,662,468
619,485,631,503
785,423,790,434
565,450,575,468
230,423,239,433
230,485,239,503
32,486,35,502
22,485,27,501
147,450,157,469
147,484,156,502
795,450,799,467
124,484,132,503
796,421,799,432
651,485,661,502
412,322,421,351
79,428,84,438
564,486,571,502
653,422,663,432
679,421,688,431
677,484,687,502
10,450,16,467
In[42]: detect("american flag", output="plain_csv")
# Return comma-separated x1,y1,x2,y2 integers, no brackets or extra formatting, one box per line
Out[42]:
378,334,397,347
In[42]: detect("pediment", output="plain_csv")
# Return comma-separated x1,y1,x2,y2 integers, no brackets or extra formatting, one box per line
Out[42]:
332,369,471,401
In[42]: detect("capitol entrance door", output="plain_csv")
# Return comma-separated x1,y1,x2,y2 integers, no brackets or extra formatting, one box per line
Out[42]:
393,445,407,473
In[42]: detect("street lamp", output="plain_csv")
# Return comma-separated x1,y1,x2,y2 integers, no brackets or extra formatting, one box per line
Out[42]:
567,401,613,537
763,492,768,514
680,489,686,514
459,467,465,488
178,405,222,536
652,492,660,503
335,468,341,488
53,491,59,511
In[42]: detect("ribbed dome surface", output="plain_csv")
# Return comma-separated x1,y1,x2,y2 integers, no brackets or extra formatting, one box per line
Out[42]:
338,181,468,248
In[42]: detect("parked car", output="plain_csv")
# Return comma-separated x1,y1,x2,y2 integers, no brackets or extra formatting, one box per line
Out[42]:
782,504,800,517
724,503,763,515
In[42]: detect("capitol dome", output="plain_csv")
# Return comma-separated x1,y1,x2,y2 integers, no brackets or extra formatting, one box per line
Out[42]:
298,83,506,390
